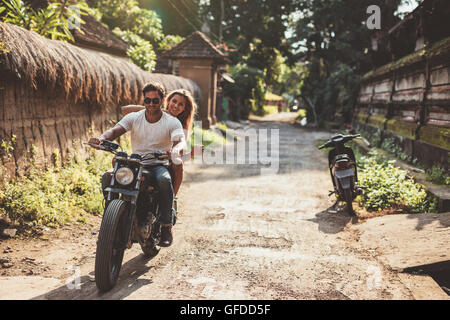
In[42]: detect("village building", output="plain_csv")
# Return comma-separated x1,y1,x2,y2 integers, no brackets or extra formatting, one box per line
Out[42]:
158,31,230,129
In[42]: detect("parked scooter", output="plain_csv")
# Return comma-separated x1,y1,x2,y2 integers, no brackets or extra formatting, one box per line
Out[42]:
318,134,364,216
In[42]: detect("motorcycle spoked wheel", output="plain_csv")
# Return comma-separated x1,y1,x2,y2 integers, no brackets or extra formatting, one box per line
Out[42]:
95,199,129,292
139,204,160,258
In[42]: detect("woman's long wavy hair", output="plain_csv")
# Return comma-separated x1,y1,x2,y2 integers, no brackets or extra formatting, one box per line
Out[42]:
165,89,197,132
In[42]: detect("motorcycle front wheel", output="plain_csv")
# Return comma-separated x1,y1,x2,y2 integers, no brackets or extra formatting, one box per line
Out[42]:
95,199,129,292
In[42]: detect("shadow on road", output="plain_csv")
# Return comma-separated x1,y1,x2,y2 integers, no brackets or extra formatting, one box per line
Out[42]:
405,211,450,231
403,259,450,296
32,253,157,300
307,204,357,234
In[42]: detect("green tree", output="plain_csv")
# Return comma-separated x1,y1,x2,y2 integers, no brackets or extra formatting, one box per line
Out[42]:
86,0,184,71
201,0,295,115
1,0,91,42
289,0,402,126
224,64,265,120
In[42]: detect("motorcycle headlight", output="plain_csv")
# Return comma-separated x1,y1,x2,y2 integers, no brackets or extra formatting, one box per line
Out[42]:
115,167,134,185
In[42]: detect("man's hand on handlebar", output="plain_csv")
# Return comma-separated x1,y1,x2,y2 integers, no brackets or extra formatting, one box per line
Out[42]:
88,137,103,149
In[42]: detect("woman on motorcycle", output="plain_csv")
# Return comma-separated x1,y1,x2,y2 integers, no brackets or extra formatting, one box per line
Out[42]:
120,89,198,196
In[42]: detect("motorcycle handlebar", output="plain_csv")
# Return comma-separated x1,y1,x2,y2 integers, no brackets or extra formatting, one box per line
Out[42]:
318,134,361,149
84,140,120,153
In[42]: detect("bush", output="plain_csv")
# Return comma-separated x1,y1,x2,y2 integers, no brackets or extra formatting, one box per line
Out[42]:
0,146,113,227
380,137,414,163
113,29,156,71
427,165,450,186
357,152,436,213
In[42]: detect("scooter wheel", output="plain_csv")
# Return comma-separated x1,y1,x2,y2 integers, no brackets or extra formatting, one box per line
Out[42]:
343,188,356,216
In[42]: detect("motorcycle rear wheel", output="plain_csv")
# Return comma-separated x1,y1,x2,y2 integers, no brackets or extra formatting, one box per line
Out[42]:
343,188,355,216
95,199,128,292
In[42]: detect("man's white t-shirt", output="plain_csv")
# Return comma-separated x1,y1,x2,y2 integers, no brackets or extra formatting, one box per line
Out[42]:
117,110,184,165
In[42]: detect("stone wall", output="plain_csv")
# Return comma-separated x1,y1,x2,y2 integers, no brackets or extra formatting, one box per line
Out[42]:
354,38,450,170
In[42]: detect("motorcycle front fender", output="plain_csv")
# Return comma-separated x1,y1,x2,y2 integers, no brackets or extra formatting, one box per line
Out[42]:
104,187,139,197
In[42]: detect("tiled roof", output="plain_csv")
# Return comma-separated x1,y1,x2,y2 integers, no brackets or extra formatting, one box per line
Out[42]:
161,31,227,61
73,15,129,56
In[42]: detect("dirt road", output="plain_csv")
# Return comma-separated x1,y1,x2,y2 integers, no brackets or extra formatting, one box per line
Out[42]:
1,112,448,300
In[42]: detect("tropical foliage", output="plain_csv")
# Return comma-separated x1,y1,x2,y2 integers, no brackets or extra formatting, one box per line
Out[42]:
287,0,404,126
0,0,91,41
86,0,183,71
0,0,184,71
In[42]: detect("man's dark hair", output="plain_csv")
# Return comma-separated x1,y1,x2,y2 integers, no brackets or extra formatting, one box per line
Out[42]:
142,82,166,99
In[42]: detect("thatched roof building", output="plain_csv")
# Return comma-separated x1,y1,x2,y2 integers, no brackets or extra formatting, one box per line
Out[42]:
0,22,201,177
157,31,229,128
0,22,200,106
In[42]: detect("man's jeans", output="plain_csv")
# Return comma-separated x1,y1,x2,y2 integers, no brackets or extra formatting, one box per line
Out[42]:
101,165,174,226
144,165,174,226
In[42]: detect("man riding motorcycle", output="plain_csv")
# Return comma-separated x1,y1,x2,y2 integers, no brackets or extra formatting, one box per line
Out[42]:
88,81,186,247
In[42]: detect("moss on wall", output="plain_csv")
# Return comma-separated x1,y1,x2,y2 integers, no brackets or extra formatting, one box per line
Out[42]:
418,125,450,150
363,36,450,81
385,118,417,139
367,114,387,129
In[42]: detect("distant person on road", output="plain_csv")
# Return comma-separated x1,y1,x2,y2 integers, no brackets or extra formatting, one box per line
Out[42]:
277,101,282,113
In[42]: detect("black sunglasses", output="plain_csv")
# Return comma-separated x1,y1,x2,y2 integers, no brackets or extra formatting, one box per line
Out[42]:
144,97,161,105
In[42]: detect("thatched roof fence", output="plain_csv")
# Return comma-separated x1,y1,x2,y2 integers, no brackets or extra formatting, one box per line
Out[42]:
0,22,200,106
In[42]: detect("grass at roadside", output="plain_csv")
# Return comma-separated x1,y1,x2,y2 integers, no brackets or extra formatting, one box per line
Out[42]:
191,125,227,149
0,145,114,230
263,105,279,114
